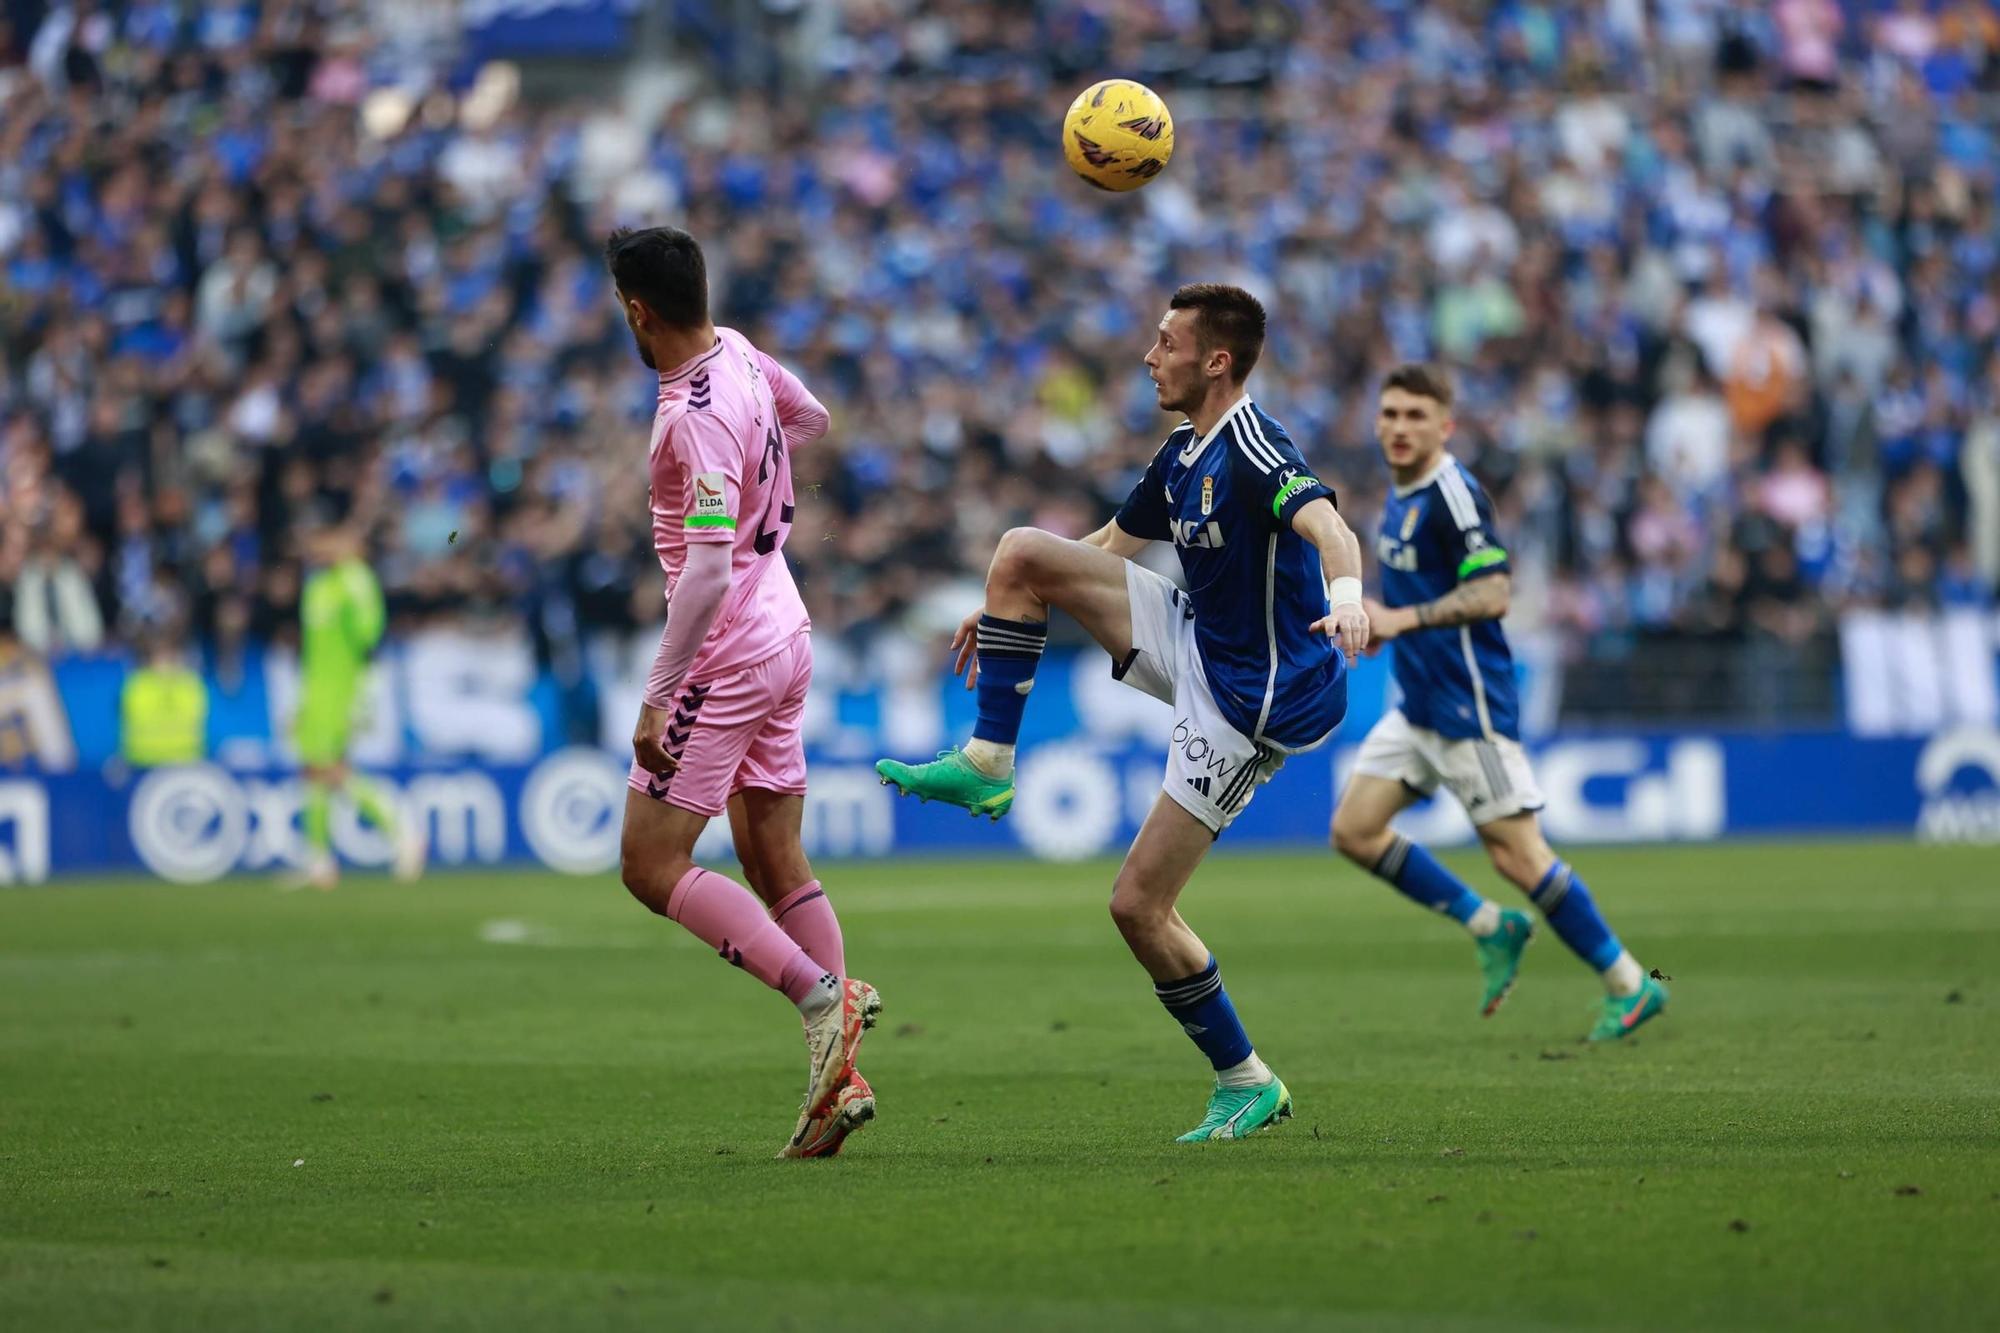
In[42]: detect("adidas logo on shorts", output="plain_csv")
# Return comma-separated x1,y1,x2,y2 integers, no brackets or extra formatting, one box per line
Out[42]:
1186,776,1211,797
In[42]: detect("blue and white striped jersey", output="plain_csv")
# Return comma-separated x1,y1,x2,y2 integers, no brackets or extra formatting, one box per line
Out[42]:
1375,457,1519,741
1114,396,1347,751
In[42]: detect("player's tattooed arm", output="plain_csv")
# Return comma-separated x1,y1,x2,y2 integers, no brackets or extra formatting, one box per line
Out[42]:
1412,572,1511,627
1368,574,1512,646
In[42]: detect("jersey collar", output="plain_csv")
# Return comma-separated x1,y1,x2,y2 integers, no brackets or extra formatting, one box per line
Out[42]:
1392,455,1452,499
658,336,724,393
1175,392,1255,464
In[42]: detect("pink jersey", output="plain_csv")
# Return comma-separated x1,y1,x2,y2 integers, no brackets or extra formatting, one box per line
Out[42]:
646,327,830,683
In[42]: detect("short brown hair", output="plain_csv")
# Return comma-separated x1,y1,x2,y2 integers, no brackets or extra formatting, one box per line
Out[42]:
1169,283,1265,383
1381,363,1455,410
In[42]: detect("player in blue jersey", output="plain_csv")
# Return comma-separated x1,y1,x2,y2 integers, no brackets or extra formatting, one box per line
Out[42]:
877,284,1371,1141
1331,365,1667,1041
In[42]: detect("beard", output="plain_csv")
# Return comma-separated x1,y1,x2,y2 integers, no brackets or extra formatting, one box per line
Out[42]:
633,331,656,370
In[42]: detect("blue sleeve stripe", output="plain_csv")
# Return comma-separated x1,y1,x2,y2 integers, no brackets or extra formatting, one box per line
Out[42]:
1437,465,1481,531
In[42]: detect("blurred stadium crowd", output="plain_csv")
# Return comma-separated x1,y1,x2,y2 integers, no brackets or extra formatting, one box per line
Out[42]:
2,0,1998,724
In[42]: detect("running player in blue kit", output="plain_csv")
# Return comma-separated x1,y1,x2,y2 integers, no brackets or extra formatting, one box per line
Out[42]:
878,284,1371,1141
1331,364,1667,1042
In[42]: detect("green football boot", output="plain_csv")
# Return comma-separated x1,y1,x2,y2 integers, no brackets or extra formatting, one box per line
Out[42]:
1587,974,1669,1042
1175,1078,1293,1143
1476,908,1536,1016
875,749,1014,821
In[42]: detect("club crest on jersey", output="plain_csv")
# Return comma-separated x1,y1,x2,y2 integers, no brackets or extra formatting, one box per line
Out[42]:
1401,505,1422,541
1200,475,1214,515
1170,518,1225,549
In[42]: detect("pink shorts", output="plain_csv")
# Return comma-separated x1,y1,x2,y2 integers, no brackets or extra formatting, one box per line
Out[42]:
627,630,812,817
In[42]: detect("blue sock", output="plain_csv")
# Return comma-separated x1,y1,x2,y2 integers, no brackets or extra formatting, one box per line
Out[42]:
971,614,1047,745
1372,834,1485,926
1531,861,1623,971
1154,956,1255,1071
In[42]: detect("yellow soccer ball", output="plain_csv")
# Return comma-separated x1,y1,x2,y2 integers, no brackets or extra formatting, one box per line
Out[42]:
1061,79,1174,192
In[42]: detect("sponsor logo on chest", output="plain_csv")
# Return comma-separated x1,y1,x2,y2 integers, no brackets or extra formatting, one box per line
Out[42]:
1377,533,1420,572
1377,501,1423,571
1171,517,1226,549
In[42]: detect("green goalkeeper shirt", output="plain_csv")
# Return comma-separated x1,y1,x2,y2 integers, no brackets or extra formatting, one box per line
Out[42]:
300,557,385,697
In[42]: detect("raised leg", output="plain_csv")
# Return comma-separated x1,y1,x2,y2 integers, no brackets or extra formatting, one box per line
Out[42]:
878,528,1141,813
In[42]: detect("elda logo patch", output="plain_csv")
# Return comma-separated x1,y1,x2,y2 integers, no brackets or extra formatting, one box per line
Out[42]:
692,472,728,519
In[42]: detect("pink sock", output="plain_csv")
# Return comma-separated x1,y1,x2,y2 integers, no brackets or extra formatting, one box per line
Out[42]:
667,867,829,1004
768,879,845,979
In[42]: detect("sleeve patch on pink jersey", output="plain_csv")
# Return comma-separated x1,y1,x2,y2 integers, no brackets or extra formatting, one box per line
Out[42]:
687,471,733,529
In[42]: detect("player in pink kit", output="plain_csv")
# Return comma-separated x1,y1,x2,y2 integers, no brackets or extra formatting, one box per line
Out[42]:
606,226,880,1158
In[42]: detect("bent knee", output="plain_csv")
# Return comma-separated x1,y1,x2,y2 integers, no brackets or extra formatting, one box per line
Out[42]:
1331,814,1391,866
733,854,770,904
995,525,1049,558
1484,839,1549,893
620,858,667,915
620,845,688,917
990,526,1057,583
1107,889,1168,936
1496,856,1545,895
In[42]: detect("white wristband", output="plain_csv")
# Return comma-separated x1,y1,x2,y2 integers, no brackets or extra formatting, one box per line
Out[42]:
1327,576,1363,608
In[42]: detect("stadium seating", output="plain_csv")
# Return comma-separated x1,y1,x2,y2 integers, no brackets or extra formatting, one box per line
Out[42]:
2,1,1996,734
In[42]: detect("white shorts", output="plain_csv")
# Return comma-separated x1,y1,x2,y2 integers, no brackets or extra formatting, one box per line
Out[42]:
1352,708,1544,826
1113,562,1282,835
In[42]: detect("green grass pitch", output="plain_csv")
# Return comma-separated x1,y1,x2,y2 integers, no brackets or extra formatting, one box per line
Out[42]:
3,840,1996,1331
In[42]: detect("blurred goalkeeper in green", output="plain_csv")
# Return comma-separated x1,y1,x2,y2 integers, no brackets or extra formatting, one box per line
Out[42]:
290,520,424,890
